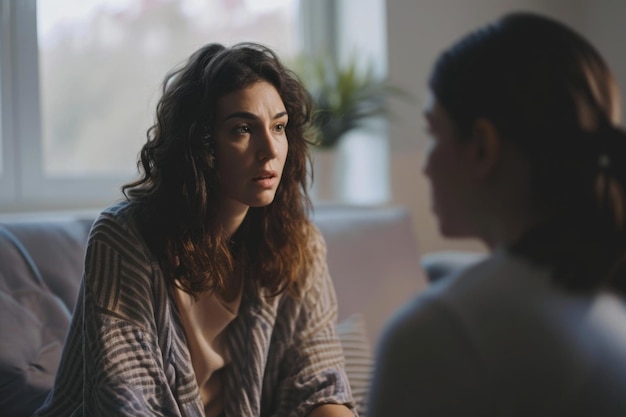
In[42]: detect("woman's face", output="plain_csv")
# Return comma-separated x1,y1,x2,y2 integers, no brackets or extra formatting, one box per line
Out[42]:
214,81,289,213
422,93,478,238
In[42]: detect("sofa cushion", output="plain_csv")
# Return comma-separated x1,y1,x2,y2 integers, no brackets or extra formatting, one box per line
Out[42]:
0,227,70,417
5,218,92,312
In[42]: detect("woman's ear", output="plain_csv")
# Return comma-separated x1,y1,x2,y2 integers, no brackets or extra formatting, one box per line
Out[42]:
470,118,502,179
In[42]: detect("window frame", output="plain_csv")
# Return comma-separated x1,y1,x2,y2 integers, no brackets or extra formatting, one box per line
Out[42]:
0,0,336,213
0,0,18,208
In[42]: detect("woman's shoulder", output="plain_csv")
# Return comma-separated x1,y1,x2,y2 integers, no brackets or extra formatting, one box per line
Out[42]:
381,249,556,351
90,201,141,241
84,201,165,322
431,249,549,299
382,252,532,331
93,200,134,228
87,200,153,264
375,255,515,358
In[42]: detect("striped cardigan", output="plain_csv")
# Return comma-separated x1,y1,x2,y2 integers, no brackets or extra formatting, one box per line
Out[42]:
33,202,356,417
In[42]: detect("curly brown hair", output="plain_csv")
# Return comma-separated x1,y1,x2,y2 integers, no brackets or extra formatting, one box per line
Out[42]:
122,42,316,300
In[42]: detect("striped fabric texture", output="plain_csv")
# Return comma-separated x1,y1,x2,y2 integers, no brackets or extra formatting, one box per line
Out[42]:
336,314,374,417
33,202,356,417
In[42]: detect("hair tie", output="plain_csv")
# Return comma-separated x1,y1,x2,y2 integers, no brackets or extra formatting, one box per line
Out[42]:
590,124,626,217
599,153,611,169
594,124,626,171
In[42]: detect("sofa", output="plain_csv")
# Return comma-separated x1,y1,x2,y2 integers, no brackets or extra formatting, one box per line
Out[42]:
0,203,484,416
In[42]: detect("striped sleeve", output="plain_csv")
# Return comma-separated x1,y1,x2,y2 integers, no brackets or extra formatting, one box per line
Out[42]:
34,210,186,417
270,228,358,417
81,229,181,416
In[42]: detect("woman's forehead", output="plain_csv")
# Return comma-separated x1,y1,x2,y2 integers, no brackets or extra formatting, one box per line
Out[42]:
216,82,286,121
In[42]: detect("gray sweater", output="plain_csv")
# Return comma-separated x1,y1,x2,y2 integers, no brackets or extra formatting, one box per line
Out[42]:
368,249,626,417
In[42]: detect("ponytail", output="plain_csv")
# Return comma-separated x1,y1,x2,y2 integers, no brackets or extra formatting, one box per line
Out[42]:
512,124,626,295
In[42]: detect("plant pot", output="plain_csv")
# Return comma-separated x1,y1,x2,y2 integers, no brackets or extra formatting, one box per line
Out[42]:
310,147,341,202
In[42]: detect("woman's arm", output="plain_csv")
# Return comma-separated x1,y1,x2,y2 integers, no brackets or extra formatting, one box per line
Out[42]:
36,212,198,417
272,229,358,416
81,221,188,416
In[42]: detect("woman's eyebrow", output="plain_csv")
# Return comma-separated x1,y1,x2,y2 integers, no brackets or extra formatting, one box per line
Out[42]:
223,111,258,121
223,111,288,121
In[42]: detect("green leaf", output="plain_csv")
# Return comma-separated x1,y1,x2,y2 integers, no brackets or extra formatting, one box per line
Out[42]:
291,53,412,149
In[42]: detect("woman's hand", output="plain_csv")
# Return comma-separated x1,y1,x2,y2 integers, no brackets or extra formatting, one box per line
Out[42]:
307,404,355,417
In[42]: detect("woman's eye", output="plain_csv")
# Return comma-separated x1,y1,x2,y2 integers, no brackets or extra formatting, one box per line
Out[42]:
274,123,286,133
233,124,251,135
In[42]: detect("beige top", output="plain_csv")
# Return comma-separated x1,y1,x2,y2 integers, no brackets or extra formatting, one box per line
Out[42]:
174,286,242,417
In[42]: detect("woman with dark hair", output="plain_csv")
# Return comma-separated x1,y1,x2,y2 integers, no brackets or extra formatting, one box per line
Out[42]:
368,12,626,417
34,43,356,417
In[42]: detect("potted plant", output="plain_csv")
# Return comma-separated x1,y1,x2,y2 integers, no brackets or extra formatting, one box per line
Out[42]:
293,54,408,201
297,54,404,149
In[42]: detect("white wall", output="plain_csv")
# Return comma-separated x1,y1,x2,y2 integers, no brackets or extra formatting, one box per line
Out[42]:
385,0,626,255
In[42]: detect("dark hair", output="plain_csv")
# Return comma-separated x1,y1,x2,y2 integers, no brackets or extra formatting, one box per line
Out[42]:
122,42,316,299
429,12,626,294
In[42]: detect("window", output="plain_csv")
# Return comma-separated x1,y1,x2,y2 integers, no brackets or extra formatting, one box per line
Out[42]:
1,0,318,212
0,0,388,212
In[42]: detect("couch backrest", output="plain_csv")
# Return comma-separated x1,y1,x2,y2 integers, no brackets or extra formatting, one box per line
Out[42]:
0,217,92,417
3,218,94,312
1,205,427,347
312,204,428,349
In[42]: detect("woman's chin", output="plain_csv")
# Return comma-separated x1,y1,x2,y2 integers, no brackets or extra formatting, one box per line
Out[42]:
249,193,277,208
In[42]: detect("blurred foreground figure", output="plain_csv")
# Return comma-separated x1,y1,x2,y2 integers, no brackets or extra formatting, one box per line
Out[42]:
369,12,626,417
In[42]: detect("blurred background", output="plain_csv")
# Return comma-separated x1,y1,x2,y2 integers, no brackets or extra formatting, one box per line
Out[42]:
1,0,625,255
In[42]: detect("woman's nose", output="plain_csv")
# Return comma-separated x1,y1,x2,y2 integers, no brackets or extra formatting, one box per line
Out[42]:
256,129,278,161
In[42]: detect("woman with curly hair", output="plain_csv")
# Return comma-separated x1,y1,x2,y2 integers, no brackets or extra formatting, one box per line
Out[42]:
34,43,356,417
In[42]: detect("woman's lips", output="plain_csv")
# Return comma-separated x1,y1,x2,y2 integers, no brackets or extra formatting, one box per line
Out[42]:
252,171,278,188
